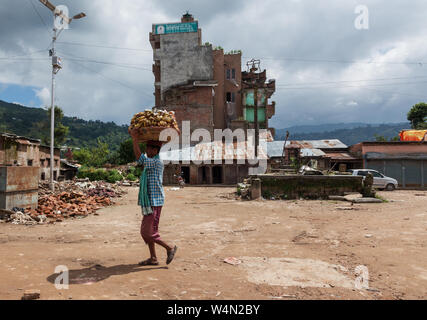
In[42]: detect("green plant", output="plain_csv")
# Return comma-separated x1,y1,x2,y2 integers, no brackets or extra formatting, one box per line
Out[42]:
126,173,137,181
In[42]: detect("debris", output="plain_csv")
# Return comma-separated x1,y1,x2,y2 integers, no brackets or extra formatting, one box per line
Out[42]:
10,212,38,226
21,289,40,300
2,180,128,225
223,257,242,266
329,196,348,201
352,198,383,204
365,234,373,238
170,187,181,191
216,291,221,297
415,194,426,197
336,207,358,211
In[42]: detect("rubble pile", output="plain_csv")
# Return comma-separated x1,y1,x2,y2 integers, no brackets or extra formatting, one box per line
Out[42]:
29,191,113,220
0,180,128,225
38,180,126,197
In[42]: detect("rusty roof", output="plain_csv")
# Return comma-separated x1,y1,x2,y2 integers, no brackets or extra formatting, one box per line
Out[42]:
300,148,326,157
289,139,347,149
160,141,268,162
0,132,41,144
325,152,358,161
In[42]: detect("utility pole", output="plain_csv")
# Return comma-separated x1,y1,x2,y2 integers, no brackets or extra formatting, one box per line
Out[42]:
38,0,86,191
254,85,259,157
50,28,57,192
246,59,261,158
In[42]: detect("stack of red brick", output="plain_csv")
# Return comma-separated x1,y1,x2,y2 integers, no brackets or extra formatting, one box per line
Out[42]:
26,192,114,222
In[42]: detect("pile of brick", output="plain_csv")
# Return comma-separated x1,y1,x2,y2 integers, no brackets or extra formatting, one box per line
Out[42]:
15,180,128,223
27,191,113,221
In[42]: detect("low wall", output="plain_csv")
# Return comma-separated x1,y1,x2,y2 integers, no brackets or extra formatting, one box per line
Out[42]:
255,174,363,200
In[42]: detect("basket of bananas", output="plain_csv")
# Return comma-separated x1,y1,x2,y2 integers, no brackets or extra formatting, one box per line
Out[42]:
128,109,180,142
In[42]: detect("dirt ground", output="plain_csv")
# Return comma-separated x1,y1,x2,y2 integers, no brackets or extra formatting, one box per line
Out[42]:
0,187,426,300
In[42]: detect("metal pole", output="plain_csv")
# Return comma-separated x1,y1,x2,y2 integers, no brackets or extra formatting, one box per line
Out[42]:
50,28,56,192
254,86,259,157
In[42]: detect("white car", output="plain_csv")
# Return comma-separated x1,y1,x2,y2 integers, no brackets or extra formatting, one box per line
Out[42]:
350,169,398,191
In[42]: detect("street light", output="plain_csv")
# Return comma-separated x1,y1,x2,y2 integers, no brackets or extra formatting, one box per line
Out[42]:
38,0,86,192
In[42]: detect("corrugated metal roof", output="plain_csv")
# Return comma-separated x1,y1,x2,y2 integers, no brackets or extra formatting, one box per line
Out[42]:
267,141,289,158
325,152,358,160
300,148,326,157
160,141,268,162
290,139,348,149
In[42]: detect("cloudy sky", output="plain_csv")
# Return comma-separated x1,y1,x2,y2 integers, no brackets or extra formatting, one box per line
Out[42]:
1,0,427,128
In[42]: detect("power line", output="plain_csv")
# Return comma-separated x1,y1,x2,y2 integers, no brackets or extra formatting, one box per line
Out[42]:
276,80,427,90
0,49,48,60
56,51,152,71
243,56,426,66
27,0,52,37
276,75,427,87
56,41,152,52
65,58,154,100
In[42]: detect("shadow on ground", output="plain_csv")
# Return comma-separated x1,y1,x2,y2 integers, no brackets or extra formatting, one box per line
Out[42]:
46,264,168,285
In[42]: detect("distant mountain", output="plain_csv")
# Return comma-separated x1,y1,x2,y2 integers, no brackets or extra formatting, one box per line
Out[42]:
276,123,369,136
0,100,129,150
275,122,411,146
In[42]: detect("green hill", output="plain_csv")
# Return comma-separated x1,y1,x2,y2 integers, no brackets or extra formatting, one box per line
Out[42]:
0,100,129,151
276,123,411,146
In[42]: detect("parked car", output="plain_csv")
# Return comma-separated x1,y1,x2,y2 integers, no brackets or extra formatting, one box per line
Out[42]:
349,169,398,191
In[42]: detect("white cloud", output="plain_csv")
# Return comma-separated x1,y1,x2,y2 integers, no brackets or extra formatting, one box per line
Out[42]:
34,87,50,106
1,0,426,128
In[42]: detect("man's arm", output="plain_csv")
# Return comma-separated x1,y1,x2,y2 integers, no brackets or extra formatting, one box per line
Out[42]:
132,139,142,161
129,128,142,160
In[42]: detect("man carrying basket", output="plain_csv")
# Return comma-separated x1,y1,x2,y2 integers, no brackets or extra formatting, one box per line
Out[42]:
129,131,178,266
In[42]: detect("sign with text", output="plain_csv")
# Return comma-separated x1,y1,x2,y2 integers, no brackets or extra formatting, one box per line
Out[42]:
154,21,198,35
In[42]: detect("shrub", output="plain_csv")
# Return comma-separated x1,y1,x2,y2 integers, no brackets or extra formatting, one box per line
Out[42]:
126,173,137,181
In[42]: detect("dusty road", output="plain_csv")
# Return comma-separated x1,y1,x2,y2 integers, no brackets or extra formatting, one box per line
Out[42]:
0,187,426,300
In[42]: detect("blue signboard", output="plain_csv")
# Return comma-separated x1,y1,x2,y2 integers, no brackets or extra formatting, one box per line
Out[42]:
154,22,198,35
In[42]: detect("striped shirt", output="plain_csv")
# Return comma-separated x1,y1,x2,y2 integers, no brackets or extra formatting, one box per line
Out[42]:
138,154,165,207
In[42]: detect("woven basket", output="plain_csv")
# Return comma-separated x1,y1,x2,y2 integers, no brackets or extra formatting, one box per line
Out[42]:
133,126,180,143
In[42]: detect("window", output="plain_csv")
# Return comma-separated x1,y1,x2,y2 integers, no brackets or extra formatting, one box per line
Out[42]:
226,92,236,103
226,69,236,80
357,171,367,177
27,160,33,167
41,173,46,181
370,171,383,178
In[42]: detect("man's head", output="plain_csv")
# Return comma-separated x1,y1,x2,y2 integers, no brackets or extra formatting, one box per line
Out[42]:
146,141,162,158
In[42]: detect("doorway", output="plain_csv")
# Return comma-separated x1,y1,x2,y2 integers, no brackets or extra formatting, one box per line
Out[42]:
212,166,223,184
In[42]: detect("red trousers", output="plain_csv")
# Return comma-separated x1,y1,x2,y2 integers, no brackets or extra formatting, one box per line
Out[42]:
140,206,162,245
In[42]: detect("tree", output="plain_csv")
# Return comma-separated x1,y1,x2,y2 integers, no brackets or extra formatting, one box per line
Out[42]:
73,139,110,167
108,138,146,165
374,134,387,142
29,105,69,146
408,103,427,129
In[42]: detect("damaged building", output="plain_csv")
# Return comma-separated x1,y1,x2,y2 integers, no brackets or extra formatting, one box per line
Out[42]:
150,13,277,136
150,13,277,185
0,133,61,182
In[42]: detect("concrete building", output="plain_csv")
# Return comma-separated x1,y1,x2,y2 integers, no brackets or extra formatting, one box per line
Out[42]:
150,13,277,136
0,133,61,182
349,141,427,188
